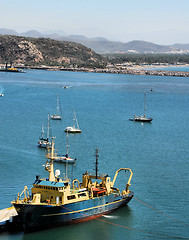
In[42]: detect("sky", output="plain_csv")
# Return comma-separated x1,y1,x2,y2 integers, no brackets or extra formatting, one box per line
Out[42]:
1,0,189,45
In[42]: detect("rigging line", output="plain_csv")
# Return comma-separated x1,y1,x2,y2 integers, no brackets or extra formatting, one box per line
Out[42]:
96,218,189,240
134,197,189,227
60,205,189,239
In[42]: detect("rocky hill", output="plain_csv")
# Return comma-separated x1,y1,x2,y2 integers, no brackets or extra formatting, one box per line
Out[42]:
1,29,189,54
0,35,106,68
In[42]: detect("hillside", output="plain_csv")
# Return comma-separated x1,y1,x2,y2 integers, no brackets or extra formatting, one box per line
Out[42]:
56,38,179,54
0,35,106,68
1,29,189,54
49,37,189,54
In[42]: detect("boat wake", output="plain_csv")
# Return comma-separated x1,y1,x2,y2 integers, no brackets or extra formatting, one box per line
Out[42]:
102,215,118,219
0,85,4,93
1,144,41,157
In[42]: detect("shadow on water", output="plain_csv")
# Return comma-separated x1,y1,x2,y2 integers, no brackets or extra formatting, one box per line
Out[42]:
0,207,134,240
4,206,133,240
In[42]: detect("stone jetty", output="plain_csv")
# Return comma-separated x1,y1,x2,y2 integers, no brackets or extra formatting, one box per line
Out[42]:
60,67,189,77
19,65,189,77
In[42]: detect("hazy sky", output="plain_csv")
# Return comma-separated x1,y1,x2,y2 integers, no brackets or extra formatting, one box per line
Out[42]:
1,0,189,44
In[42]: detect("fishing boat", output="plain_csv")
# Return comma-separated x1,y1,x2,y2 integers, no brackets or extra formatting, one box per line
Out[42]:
51,134,76,164
0,63,25,73
65,111,81,133
129,93,153,122
0,67,25,73
11,139,134,232
38,114,51,148
51,95,62,120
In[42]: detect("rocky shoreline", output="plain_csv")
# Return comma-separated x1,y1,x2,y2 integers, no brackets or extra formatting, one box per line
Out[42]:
22,65,189,77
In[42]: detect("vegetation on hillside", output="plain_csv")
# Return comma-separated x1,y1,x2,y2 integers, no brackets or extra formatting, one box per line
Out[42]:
105,53,189,65
0,35,106,68
0,35,189,69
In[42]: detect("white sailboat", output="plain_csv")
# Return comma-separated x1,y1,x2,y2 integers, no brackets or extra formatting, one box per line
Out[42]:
38,114,51,148
51,95,62,120
65,111,81,133
129,93,153,122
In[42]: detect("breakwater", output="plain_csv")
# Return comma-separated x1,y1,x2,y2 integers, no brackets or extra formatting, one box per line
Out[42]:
20,65,189,77
60,67,189,77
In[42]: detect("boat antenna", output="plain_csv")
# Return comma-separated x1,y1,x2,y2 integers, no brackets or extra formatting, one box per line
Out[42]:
95,147,99,179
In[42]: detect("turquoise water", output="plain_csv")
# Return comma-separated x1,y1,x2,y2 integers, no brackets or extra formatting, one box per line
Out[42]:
0,70,189,239
148,66,189,72
163,66,189,72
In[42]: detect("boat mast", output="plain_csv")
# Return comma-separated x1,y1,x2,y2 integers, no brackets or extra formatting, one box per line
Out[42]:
65,132,69,179
56,95,59,115
144,93,147,118
73,111,75,128
59,96,63,117
47,113,50,139
45,138,55,181
74,111,80,129
41,124,44,138
66,131,69,157
95,148,99,179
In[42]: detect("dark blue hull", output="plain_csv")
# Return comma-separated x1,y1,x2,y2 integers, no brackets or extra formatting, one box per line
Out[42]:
13,192,134,232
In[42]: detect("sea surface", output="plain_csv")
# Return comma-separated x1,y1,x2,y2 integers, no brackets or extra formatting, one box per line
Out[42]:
0,70,189,240
147,65,189,72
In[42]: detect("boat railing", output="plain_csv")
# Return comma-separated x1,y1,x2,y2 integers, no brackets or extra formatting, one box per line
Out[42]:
112,168,133,192
110,187,120,194
72,179,81,189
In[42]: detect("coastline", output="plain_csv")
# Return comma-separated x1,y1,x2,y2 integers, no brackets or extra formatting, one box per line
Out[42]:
129,63,189,70
10,63,189,77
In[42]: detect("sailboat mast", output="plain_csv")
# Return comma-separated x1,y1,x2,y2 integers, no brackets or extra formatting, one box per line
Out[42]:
73,111,75,128
59,97,63,117
56,95,60,115
66,132,69,156
74,111,80,129
144,93,147,117
41,124,44,138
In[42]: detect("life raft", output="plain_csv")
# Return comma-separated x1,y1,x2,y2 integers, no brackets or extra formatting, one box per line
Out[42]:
92,187,106,196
